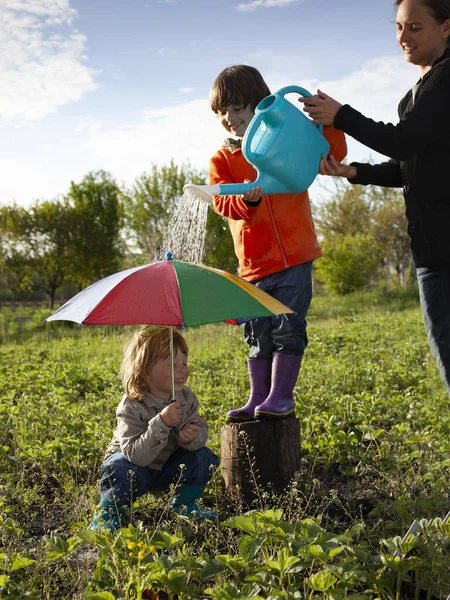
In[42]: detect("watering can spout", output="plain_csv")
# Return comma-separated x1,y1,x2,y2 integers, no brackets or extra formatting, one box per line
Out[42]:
183,184,219,204
184,181,261,204
185,85,330,203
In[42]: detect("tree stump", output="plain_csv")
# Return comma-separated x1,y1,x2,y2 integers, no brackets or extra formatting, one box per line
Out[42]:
220,418,301,507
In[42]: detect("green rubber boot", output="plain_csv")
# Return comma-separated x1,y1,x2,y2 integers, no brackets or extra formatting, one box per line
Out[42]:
89,496,127,533
172,485,217,520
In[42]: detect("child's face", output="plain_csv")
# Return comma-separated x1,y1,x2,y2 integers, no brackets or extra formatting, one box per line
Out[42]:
147,350,189,399
216,104,255,139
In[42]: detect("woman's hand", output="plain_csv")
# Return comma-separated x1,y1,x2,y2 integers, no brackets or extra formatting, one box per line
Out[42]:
178,420,199,443
319,154,357,179
298,90,342,125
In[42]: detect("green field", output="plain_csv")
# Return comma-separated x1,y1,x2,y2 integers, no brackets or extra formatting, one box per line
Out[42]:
1,290,449,599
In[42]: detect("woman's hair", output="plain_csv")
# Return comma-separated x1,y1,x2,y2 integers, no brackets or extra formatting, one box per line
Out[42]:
121,326,188,400
395,0,450,45
210,65,271,113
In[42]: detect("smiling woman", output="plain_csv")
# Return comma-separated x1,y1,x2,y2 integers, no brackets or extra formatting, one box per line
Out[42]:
396,0,450,74
299,0,450,398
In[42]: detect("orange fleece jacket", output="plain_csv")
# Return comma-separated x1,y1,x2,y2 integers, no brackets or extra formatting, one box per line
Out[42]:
209,126,347,282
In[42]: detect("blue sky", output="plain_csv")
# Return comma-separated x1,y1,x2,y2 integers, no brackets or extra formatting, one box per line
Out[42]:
1,0,418,206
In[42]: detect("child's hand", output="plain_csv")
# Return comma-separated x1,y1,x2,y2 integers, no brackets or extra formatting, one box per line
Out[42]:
160,401,182,427
178,420,199,443
242,185,262,204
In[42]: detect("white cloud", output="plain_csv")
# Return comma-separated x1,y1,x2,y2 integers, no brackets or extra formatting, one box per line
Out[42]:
312,56,417,127
244,48,314,91
1,0,76,22
0,0,97,122
0,156,85,204
101,54,416,193
234,0,303,12
179,87,193,93
85,100,224,186
0,53,419,206
85,54,416,192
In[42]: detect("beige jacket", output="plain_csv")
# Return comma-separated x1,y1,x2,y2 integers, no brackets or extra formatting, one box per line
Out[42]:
104,385,209,469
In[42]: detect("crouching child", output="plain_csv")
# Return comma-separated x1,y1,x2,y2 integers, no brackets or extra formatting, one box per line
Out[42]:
89,326,220,532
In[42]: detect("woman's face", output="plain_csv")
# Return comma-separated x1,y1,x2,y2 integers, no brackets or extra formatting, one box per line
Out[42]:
396,0,449,69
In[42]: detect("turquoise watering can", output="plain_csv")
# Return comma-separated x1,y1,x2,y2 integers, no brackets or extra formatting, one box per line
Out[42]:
184,85,330,203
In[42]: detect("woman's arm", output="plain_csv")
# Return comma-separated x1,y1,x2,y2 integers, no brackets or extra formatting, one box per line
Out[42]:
300,61,450,160
320,155,402,188
349,159,403,188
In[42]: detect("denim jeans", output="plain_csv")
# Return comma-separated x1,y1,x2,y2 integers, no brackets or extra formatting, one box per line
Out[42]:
244,262,313,358
99,446,220,507
416,264,450,396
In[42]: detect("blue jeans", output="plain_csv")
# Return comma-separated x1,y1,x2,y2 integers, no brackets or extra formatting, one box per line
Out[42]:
244,262,313,358
99,446,220,507
416,264,450,396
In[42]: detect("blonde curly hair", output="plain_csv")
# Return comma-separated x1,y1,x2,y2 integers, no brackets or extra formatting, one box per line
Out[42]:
121,326,188,401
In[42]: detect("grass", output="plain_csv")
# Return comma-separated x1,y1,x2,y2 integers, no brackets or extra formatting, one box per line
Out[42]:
0,289,449,599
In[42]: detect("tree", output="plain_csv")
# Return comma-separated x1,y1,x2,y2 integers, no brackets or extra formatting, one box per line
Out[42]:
368,186,411,287
312,182,380,294
64,171,124,288
123,161,238,270
203,209,238,273
124,161,205,262
314,180,375,239
312,174,413,293
0,200,73,307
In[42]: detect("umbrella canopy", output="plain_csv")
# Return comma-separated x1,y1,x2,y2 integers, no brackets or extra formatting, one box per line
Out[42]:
45,258,293,327
44,257,294,405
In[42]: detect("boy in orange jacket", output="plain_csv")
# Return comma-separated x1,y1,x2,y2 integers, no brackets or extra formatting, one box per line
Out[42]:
209,65,347,420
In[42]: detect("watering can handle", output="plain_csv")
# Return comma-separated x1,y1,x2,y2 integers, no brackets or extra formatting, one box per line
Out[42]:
276,85,324,134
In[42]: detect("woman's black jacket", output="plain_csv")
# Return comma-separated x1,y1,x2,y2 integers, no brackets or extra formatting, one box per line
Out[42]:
334,48,450,267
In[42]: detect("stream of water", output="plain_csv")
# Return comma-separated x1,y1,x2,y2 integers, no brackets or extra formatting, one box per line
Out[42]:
157,189,210,264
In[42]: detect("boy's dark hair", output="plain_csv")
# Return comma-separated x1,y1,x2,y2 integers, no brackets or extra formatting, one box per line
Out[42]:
395,0,450,46
210,65,271,113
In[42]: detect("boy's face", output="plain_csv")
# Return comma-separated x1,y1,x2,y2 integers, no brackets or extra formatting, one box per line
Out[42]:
147,350,189,399
216,104,255,139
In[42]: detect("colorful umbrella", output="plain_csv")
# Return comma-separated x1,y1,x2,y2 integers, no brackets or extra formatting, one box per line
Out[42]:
44,255,293,400
45,257,293,327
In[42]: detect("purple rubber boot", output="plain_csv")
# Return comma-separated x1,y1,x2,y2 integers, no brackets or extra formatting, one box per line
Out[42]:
226,357,272,422
254,353,302,419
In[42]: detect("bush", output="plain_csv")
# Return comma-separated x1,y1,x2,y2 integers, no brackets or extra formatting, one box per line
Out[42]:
315,233,383,295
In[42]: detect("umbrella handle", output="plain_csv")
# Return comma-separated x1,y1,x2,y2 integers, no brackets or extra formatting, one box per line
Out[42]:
169,397,180,434
169,326,179,433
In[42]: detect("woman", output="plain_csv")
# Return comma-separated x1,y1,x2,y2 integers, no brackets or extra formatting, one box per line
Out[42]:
300,0,450,395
